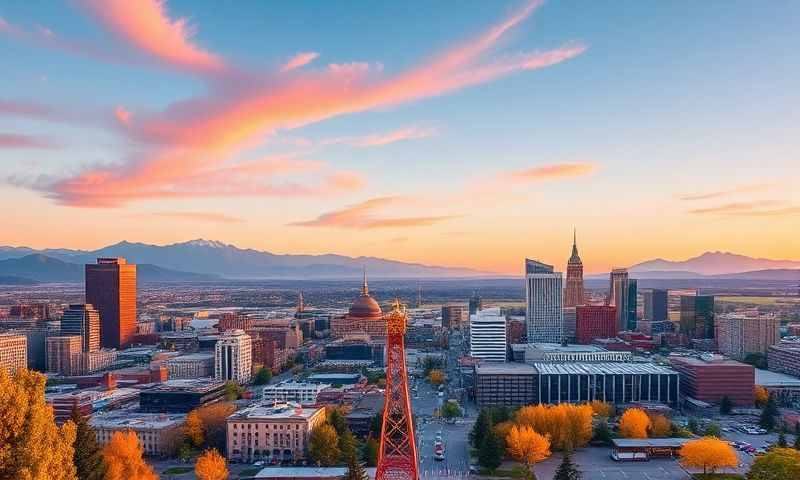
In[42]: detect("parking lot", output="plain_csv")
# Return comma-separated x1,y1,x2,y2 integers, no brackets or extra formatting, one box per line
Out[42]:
531,447,691,480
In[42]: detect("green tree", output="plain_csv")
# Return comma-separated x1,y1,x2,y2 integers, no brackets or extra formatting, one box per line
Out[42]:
793,432,800,450
441,401,461,419
720,395,733,415
687,417,700,434
369,412,383,437
253,367,272,385
705,422,722,438
747,448,800,480
70,406,106,480
343,451,368,480
471,409,493,448
309,424,341,466
223,381,243,401
760,394,779,431
743,353,768,369
329,408,348,436
593,419,613,446
338,428,358,462
362,436,379,467
491,406,511,424
477,430,503,473
777,427,787,448
553,451,582,480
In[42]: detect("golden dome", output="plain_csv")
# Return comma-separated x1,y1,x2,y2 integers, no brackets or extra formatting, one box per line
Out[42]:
348,269,383,319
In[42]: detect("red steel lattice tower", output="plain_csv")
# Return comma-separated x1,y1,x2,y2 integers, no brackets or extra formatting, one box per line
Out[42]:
377,300,418,480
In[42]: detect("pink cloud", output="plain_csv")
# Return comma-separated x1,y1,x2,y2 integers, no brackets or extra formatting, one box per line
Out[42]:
280,52,319,73
680,183,777,201
0,133,56,149
687,200,799,216
79,0,225,73
504,162,598,182
289,197,458,229
114,106,132,125
146,211,245,223
323,126,438,148
36,1,584,207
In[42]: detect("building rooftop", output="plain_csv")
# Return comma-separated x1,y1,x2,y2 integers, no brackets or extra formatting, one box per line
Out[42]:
475,363,539,375
755,368,800,388
669,354,751,367
524,343,607,353
253,467,376,479
532,362,677,376
612,438,690,448
307,373,362,381
264,381,331,391
228,402,322,421
46,386,140,404
168,353,214,362
90,411,186,430
144,378,225,393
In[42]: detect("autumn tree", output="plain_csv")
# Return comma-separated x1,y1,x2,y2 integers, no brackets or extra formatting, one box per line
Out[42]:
648,414,672,438
754,386,770,408
70,406,106,480
747,448,800,480
618,408,651,439
102,431,158,480
428,369,445,385
588,401,614,418
0,368,78,480
309,424,341,466
195,448,228,480
679,437,738,475
506,425,551,480
515,404,593,451
185,402,237,451
493,421,515,452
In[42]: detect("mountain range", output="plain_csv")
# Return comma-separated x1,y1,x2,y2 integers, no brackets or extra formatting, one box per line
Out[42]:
628,251,800,277
0,239,485,282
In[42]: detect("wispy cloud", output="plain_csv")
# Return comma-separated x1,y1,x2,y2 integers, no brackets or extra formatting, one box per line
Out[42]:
289,197,458,229
137,211,245,223
322,126,438,148
680,183,776,201
7,0,585,207
503,162,598,182
78,0,226,74
688,200,800,216
0,133,56,149
280,52,319,73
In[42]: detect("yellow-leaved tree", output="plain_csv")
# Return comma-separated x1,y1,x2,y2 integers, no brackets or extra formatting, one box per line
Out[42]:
679,437,738,475
195,448,228,480
588,400,614,418
0,368,77,480
649,414,672,438
618,408,651,439
102,431,158,480
754,386,769,408
185,402,236,450
515,404,593,450
428,370,445,385
506,425,551,479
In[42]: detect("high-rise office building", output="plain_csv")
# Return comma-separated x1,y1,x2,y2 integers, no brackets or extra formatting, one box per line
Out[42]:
469,308,507,362
60,304,101,352
46,335,82,374
85,258,137,349
215,329,252,384
627,279,638,331
0,333,27,374
525,259,563,343
564,230,584,307
680,295,715,339
468,292,483,315
608,268,629,333
441,305,466,329
643,289,668,322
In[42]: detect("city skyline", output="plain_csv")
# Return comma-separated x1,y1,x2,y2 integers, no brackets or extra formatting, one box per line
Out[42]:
1,1,799,275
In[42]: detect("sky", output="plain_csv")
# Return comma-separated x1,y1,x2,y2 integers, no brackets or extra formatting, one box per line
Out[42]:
1,1,798,275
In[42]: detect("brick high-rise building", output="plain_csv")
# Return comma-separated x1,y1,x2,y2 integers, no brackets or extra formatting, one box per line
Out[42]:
85,258,137,349
716,313,780,360
46,335,81,374
60,304,101,352
0,333,27,374
575,305,617,344
564,230,584,307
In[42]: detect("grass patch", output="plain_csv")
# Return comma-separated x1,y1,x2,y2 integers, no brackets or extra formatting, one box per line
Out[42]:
715,296,795,305
481,467,529,478
162,467,192,475
238,468,262,478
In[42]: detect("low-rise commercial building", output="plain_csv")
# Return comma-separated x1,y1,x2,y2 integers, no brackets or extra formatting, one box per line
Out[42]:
46,386,140,424
669,354,754,406
474,363,539,407
166,353,214,379
90,411,186,456
226,402,326,463
767,338,800,377
262,382,331,405
519,343,632,363
139,379,226,413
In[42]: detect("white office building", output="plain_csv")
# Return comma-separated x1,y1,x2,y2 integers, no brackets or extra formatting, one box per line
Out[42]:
525,259,563,343
469,308,507,362
262,381,330,405
215,329,252,384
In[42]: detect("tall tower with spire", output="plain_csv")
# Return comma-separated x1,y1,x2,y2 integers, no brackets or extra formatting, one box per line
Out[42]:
564,229,585,307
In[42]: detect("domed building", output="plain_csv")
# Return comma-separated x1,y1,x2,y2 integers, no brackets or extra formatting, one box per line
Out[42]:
330,271,387,339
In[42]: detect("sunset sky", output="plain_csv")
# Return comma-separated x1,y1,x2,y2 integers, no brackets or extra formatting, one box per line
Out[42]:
1,1,798,274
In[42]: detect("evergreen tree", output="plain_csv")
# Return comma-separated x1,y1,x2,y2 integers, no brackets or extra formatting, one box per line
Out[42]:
338,428,358,462
687,417,699,434
343,452,368,480
553,451,582,480
477,430,502,473
362,436,379,467
778,426,788,448
253,367,272,385
329,408,348,436
793,432,800,450
593,419,612,446
760,394,779,431
71,406,106,480
471,409,493,449
704,422,722,438
720,395,733,415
